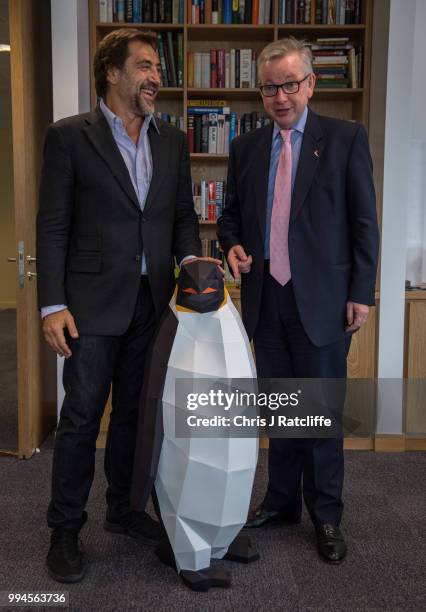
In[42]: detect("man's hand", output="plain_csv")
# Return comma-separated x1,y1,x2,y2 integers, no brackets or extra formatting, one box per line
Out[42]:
183,256,225,276
227,245,252,279
42,308,79,358
345,301,369,332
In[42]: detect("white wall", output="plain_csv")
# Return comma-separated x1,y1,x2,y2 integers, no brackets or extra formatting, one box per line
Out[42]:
377,0,418,433
51,0,90,414
406,0,426,285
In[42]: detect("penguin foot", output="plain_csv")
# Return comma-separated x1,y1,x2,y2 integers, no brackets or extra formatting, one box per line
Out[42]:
180,567,231,592
224,534,260,564
155,539,177,571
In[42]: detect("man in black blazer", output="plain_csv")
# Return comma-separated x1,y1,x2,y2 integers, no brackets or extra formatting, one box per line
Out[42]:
218,38,379,564
37,29,205,583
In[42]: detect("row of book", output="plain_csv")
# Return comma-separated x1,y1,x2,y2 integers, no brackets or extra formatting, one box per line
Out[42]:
279,0,362,24
193,180,225,220
154,112,184,129
156,31,183,87
99,0,184,23
99,0,362,24
188,49,257,89
189,0,272,24
199,241,237,285
187,106,271,153
309,38,362,88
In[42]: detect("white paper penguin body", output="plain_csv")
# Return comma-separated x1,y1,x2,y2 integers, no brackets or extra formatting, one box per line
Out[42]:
131,260,259,591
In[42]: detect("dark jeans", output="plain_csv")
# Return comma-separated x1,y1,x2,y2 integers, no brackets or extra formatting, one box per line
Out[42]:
253,272,351,527
47,278,156,531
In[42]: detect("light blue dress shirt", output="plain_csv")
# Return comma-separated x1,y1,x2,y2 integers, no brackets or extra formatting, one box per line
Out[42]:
264,105,308,259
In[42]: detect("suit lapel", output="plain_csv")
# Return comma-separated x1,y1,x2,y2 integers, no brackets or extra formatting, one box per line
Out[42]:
143,123,169,215
83,106,140,211
254,123,274,240
291,108,324,222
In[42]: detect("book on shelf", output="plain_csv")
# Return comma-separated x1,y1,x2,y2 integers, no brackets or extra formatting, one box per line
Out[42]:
188,49,258,89
278,0,361,25
98,0,184,23
154,112,185,129
308,38,362,88
187,107,271,153
156,31,183,87
193,180,226,220
188,0,271,24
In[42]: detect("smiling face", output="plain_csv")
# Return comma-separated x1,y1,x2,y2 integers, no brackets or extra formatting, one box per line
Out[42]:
107,41,162,116
259,52,315,129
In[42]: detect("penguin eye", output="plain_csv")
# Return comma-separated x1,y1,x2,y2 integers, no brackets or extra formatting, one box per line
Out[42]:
183,287,197,294
202,287,217,294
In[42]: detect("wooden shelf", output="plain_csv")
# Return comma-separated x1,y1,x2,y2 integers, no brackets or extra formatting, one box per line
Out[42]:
96,22,184,30
199,220,217,225
187,24,275,42
188,87,260,100
157,87,183,99
277,24,366,31
191,153,229,161
313,87,364,99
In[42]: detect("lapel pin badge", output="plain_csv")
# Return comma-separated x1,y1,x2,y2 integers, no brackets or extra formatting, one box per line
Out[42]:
314,149,320,158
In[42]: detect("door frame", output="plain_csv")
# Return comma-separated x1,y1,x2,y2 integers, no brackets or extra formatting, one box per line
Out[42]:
9,0,56,458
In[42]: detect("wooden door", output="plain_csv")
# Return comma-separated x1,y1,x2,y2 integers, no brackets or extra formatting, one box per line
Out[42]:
9,0,56,458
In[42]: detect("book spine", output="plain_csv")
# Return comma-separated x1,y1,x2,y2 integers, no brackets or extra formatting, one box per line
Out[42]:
177,33,183,87
166,31,177,86
212,0,219,22
99,0,108,22
201,53,211,88
208,114,218,154
133,0,142,21
201,114,209,153
210,49,218,88
157,33,169,86
116,0,125,21
235,49,240,88
125,0,133,22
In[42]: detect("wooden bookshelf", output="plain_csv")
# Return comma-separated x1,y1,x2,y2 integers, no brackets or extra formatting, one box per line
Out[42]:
88,0,374,278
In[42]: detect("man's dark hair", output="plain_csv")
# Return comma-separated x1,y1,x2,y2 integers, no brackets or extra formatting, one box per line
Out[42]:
94,28,158,99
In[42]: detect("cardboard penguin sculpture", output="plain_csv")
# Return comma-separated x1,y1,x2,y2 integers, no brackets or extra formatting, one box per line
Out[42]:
131,260,259,591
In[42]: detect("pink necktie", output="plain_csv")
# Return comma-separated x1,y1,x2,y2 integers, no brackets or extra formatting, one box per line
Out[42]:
270,129,293,286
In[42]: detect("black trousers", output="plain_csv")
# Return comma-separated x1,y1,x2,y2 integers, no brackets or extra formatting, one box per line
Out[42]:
47,277,157,531
253,271,351,528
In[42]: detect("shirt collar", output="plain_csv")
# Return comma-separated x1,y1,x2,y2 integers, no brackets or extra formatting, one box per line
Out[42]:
99,97,160,136
272,105,308,140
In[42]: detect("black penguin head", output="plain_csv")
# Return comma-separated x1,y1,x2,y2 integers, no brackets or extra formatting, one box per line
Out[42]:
176,260,225,313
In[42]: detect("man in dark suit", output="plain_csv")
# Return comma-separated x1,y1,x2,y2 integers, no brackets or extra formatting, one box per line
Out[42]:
218,38,379,564
37,29,207,583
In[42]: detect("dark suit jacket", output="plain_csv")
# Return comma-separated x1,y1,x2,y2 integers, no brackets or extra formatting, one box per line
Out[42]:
37,106,201,335
217,108,379,347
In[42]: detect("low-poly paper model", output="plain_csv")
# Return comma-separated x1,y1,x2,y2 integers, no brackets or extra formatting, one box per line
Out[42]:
131,260,259,591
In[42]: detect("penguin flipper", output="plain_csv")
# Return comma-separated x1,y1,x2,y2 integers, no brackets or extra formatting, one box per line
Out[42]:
130,306,178,511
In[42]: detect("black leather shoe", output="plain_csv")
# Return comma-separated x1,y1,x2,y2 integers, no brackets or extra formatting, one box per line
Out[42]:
244,505,301,529
316,524,347,564
46,528,84,583
104,510,163,545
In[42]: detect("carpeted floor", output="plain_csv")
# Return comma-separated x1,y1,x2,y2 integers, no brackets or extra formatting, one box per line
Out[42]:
0,444,424,611
0,309,18,452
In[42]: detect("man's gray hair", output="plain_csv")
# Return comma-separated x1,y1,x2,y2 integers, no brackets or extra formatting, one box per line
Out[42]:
257,37,313,80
